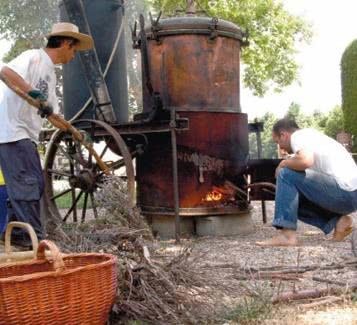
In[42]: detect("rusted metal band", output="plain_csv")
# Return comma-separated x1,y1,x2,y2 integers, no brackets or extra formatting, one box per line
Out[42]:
139,205,251,216
170,106,241,113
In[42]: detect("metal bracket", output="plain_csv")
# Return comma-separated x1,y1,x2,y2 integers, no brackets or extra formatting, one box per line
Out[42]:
208,17,219,40
131,21,140,49
241,29,250,47
149,11,162,43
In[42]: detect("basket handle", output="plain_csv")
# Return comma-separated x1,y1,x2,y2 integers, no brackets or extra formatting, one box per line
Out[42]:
36,240,65,272
4,221,39,254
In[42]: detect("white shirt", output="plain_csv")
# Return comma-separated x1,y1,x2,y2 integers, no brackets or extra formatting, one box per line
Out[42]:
0,49,59,143
291,128,357,191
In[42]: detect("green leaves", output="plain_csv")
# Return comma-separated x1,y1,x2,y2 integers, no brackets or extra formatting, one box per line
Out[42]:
0,0,58,39
146,0,312,96
341,39,357,144
249,104,346,159
0,0,58,61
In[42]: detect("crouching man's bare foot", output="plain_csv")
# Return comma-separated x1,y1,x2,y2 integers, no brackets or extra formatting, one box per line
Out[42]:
331,215,353,242
256,229,298,247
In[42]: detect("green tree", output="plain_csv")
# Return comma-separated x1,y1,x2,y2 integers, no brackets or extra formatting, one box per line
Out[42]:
249,112,278,159
285,102,315,128
250,104,348,159
324,105,344,139
284,102,346,137
147,0,312,96
341,39,357,152
310,110,328,131
0,0,58,61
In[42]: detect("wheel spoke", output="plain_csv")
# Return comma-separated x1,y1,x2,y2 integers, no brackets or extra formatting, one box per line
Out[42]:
68,162,78,222
56,143,75,164
50,188,72,201
90,192,98,219
46,119,136,224
47,169,72,178
87,123,97,166
63,190,84,222
74,141,89,167
81,192,89,223
100,144,109,159
71,187,78,222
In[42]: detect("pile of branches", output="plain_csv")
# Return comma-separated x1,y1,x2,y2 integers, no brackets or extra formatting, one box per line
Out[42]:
51,176,215,324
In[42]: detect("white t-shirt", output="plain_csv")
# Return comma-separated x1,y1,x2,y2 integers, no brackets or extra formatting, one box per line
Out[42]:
0,49,59,143
291,128,357,191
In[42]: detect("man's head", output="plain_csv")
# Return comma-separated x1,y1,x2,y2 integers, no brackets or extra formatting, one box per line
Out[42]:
45,22,93,64
272,118,299,154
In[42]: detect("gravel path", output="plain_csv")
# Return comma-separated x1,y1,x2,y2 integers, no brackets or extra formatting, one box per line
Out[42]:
156,202,357,323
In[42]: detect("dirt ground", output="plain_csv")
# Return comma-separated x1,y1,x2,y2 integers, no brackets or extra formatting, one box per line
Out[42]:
1,201,356,324
154,202,357,324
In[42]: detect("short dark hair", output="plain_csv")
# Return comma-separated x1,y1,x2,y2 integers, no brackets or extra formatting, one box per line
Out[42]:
272,118,299,134
46,36,79,48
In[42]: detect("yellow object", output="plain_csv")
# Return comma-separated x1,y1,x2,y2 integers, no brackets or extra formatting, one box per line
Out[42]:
0,169,5,186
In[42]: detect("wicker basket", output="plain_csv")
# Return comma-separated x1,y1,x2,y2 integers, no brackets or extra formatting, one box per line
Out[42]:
0,240,118,325
0,222,39,263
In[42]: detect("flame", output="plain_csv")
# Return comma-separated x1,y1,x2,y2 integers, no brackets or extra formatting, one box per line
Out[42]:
203,190,223,202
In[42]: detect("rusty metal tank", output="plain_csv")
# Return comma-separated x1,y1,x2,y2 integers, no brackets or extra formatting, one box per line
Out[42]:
136,16,249,216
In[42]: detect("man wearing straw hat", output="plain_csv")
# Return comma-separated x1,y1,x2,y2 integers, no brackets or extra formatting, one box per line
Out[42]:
0,23,93,247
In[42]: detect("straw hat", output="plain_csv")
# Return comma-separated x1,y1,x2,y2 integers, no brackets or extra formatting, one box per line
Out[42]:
47,22,93,51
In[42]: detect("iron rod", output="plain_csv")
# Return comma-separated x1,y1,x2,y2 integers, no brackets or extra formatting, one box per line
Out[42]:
170,109,180,243
256,129,267,223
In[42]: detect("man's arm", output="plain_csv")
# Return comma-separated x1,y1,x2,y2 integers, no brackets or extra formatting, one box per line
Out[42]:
276,149,314,177
0,66,32,93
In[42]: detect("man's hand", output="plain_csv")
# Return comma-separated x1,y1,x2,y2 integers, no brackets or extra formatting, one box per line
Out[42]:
275,150,314,178
27,89,53,118
27,89,47,102
38,102,53,118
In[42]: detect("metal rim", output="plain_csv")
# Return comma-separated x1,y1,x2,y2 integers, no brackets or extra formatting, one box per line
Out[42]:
145,16,246,41
44,119,135,224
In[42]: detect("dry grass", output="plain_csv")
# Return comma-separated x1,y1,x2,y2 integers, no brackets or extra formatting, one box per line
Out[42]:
49,176,219,324
45,177,357,324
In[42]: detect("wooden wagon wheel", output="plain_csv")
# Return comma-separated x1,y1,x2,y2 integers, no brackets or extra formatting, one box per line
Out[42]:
44,119,135,224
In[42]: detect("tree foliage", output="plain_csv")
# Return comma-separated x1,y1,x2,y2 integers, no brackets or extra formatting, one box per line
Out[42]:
249,112,278,159
324,105,344,139
0,0,58,60
249,103,346,158
341,39,357,151
147,0,312,96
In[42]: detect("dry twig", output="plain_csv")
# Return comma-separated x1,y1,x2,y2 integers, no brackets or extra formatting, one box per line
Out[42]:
48,176,216,324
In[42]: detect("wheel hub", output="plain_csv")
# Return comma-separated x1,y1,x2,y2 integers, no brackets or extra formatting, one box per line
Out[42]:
69,169,96,192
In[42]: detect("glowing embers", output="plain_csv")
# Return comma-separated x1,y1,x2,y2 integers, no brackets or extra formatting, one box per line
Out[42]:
201,184,237,205
203,189,223,202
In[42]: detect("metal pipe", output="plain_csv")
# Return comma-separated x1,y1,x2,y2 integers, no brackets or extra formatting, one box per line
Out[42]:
256,129,267,223
170,109,180,243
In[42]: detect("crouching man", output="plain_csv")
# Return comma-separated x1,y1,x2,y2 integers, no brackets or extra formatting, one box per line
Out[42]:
257,118,357,247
